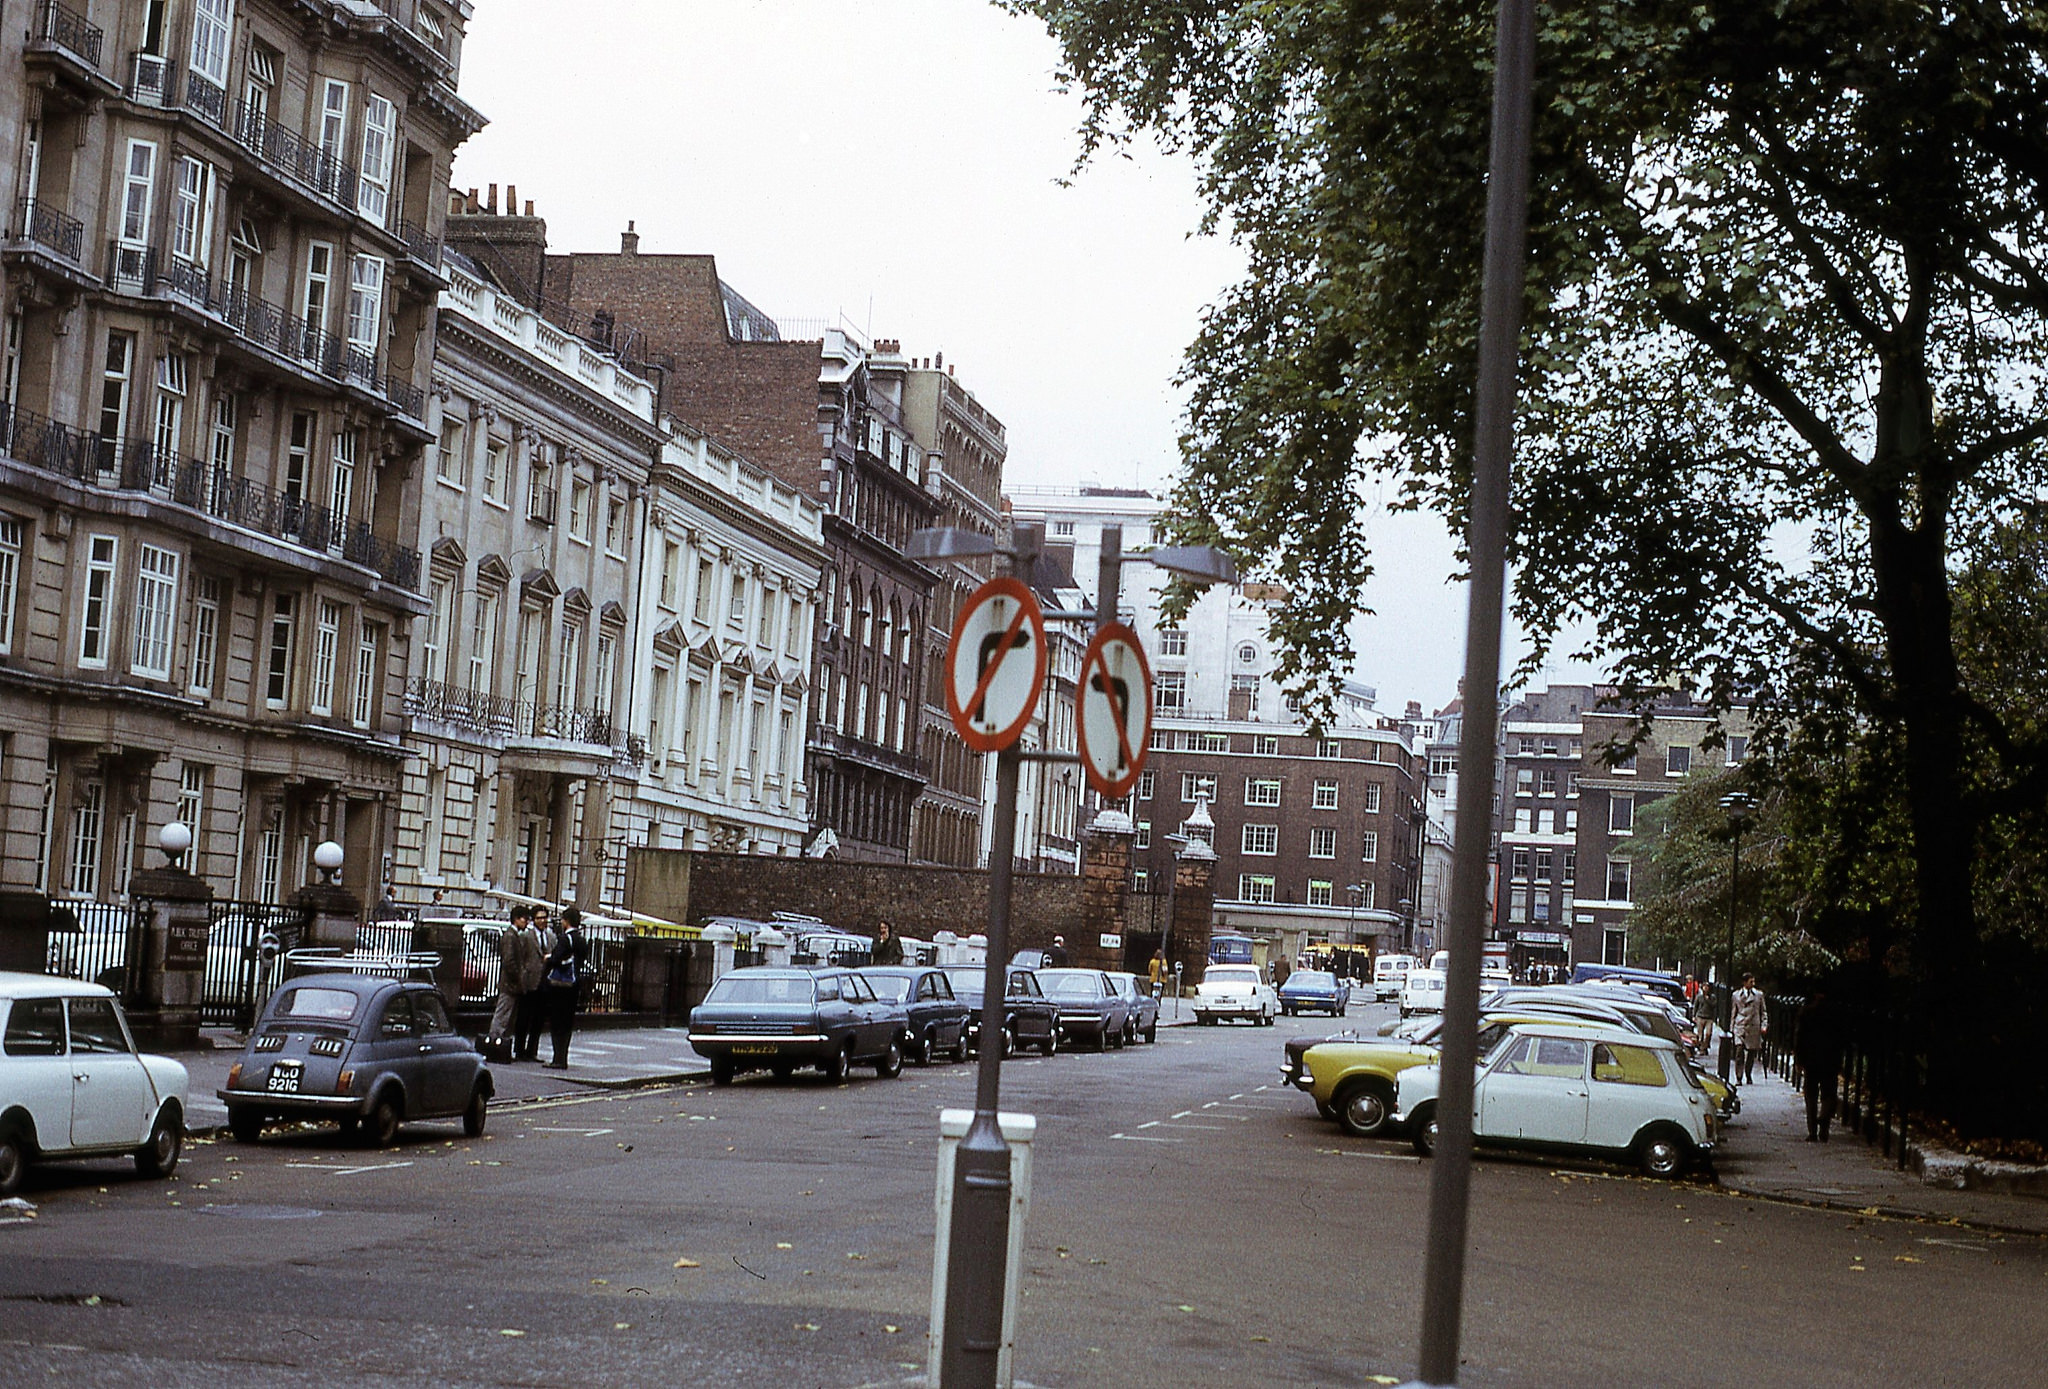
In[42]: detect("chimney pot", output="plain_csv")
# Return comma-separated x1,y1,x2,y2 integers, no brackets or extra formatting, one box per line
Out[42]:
487,183,498,214
621,221,640,255
506,184,517,214
524,200,534,216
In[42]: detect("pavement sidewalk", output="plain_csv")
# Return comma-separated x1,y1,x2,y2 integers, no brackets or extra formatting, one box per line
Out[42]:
175,1025,710,1132
1710,1068,2048,1235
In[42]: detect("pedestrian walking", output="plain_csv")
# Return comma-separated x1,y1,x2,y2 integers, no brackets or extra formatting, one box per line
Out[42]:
1691,984,1716,1060
512,909,548,1062
872,920,904,966
1149,950,1166,995
485,906,532,1061
1047,935,1070,967
541,906,587,1069
1793,986,1845,1142
1732,974,1767,1085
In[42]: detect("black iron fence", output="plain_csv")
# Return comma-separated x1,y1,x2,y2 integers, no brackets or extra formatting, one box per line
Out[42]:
44,900,144,996
33,1,103,66
403,677,616,745
232,100,358,206
10,196,85,261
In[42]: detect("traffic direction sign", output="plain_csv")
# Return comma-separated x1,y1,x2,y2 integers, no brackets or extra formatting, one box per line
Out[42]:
945,577,1048,752
1076,621,1152,798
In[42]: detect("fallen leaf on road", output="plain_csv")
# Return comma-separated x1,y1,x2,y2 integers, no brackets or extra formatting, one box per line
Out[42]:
1369,1376,1401,1385
614,1323,631,1330
1177,1304,1194,1313
884,1325,901,1334
674,1257,701,1269
499,1329,526,1337
591,1279,608,1285
846,1252,865,1260
1895,1255,1922,1263
795,1323,819,1332
1860,1207,1881,1216
776,1242,793,1249
1250,1335,1270,1343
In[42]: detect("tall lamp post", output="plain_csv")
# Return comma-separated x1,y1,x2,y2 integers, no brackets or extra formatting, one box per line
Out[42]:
1346,883,1365,951
1717,791,1753,1081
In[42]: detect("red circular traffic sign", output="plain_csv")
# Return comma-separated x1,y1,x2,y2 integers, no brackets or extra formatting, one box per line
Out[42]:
1076,622,1153,798
944,577,1048,753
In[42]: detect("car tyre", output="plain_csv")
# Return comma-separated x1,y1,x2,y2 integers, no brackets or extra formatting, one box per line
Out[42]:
875,1039,905,1078
135,1108,182,1179
1123,1019,1139,1047
822,1043,852,1082
1410,1103,1439,1158
709,1057,735,1086
1145,1019,1158,1044
770,1062,794,1081
1039,1027,1058,1057
0,1123,29,1196
228,1106,264,1145
462,1085,489,1137
1333,1080,1394,1138
1635,1127,1691,1179
366,1093,402,1148
909,1031,931,1066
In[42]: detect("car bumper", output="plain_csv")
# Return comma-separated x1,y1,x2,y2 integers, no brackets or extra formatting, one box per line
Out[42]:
217,1086,364,1113
688,1032,832,1062
1195,999,1263,1017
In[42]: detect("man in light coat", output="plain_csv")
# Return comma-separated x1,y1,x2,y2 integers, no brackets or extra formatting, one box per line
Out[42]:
1732,973,1768,1085
486,906,533,1059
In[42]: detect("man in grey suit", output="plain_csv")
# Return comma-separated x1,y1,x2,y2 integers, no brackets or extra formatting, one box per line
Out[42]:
513,908,549,1062
486,905,534,1059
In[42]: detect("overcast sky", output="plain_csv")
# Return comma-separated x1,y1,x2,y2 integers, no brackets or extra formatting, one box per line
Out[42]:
451,0,1599,715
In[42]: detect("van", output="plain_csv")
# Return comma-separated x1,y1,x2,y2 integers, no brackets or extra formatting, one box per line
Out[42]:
1372,953,1416,1001
1400,968,1447,1018
1430,950,1450,972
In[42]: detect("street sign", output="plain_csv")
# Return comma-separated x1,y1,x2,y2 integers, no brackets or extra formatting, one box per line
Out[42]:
945,576,1048,753
1075,621,1152,798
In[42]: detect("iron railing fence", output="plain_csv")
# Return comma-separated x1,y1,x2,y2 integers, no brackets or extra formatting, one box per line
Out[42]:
33,1,103,66
10,196,85,260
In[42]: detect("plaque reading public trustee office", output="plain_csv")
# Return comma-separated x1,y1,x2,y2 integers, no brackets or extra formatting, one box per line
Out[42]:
944,576,1048,753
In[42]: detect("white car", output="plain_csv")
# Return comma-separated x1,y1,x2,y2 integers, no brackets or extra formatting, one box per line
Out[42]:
1193,964,1279,1026
1392,1020,1717,1177
1372,954,1416,1001
0,972,189,1194
1400,968,1447,1017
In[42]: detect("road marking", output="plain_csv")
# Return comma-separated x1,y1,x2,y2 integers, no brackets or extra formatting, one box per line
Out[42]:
1335,1150,1421,1164
1171,1110,1194,1119
1138,1121,1162,1129
1111,1133,1181,1143
1153,1122,1230,1131
284,1161,414,1177
531,1126,615,1137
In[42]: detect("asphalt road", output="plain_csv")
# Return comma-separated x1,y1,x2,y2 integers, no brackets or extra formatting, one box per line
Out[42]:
4,1000,2044,1387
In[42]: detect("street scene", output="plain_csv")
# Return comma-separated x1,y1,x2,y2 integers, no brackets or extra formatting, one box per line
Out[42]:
5,1,2048,1386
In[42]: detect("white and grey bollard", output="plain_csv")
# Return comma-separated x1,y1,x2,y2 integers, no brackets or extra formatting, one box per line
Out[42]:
929,1108,1036,1388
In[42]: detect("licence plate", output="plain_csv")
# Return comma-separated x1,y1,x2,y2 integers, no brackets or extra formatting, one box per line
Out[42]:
266,1061,302,1093
732,1045,779,1056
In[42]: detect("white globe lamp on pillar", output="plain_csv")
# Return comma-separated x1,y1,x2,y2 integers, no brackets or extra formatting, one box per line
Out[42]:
313,840,345,885
158,821,194,869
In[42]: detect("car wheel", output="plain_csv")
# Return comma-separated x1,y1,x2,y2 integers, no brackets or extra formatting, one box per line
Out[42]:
1636,1127,1691,1179
1282,1004,1294,1016
821,1043,851,1082
1124,1019,1138,1047
228,1106,264,1145
1410,1103,1439,1158
0,1124,28,1196
1333,1080,1393,1138
1145,1020,1158,1044
998,1026,1015,1060
134,1109,183,1179
875,1039,905,1078
462,1085,489,1137
770,1062,794,1081
710,1056,735,1086
366,1093,402,1148
1039,1027,1058,1057
909,1031,931,1066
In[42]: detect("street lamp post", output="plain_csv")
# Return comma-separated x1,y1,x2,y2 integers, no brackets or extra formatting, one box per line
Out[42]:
1346,883,1364,951
1717,791,1753,1081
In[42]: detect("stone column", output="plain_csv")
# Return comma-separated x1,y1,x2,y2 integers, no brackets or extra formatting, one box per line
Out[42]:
701,922,738,983
1170,840,1218,983
127,850,214,1051
1078,809,1135,970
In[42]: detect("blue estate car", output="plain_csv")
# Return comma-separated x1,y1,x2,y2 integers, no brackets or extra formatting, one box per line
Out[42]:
1106,972,1160,1044
1279,970,1352,1017
1035,968,1132,1051
688,967,910,1084
857,966,971,1064
219,973,492,1146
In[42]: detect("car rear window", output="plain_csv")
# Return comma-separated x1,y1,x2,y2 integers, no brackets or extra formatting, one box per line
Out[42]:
1289,972,1334,988
1208,967,1260,986
706,975,816,1006
3,997,66,1056
866,977,912,1003
1038,972,1101,998
276,987,362,1023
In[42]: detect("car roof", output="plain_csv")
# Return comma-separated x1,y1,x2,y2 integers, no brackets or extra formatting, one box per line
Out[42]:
274,972,407,998
856,966,931,977
0,970,116,1001
1506,1019,1673,1048
730,967,828,978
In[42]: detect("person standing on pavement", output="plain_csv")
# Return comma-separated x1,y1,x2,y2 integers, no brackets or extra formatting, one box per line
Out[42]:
1047,935,1070,967
486,906,532,1060
541,906,587,1069
1793,986,1845,1141
513,909,549,1062
1732,974,1767,1084
872,921,904,966
1149,950,1166,995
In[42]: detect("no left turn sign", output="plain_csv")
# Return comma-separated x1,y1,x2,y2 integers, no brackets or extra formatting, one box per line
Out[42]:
945,577,1048,752
1076,622,1153,798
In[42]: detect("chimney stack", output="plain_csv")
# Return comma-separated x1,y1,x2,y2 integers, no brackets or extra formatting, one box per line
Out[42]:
524,200,534,216
621,220,639,255
487,183,498,214
506,184,517,215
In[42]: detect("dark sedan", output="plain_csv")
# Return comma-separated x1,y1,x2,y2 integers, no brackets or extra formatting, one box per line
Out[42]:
1279,969,1353,1017
219,974,492,1147
858,966,971,1064
1035,968,1131,1051
940,965,1059,1058
688,967,910,1084
1106,971,1161,1044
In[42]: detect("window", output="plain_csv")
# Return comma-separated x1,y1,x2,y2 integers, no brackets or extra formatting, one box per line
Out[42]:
1180,772,1217,803
131,544,180,678
482,439,506,502
1727,735,1748,763
1593,1042,1669,1088
303,242,334,339
329,430,357,539
1611,748,1637,774
3,311,21,409
1606,859,1632,902
153,355,186,461
1257,735,1279,756
1135,820,1151,849
1242,824,1279,856
99,332,135,451
286,412,313,502
1319,739,1342,759
1238,874,1277,904
310,598,341,715
210,395,236,473
318,79,349,166
1667,745,1692,776
1237,643,1258,665
1308,826,1336,859
1313,779,1339,810
606,497,626,553
1137,769,1155,801
1245,777,1280,807
1515,767,1534,797
1536,850,1554,882
728,571,747,628
1567,770,1581,799
1509,888,1528,922
0,516,20,655
177,762,206,837
189,0,231,85
1154,671,1186,712
80,535,117,667
353,620,379,727
1562,849,1576,884
1132,868,1151,892
266,593,297,707
568,477,591,542
1363,782,1383,814
1565,807,1579,830
555,622,580,709
188,576,219,695
357,94,395,223
68,778,104,896
436,415,467,487
1197,732,1228,752
1610,793,1635,832
1511,848,1530,880
346,255,385,360
786,593,804,656
1514,807,1532,833
244,45,276,127
1538,768,1557,796
1158,628,1187,657
170,157,214,264
1307,879,1334,907
1361,830,1378,862
1541,736,1560,757
1050,519,1075,538
120,141,158,246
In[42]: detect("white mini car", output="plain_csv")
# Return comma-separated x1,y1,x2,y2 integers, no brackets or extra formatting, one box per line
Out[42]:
1193,964,1279,1026
0,972,189,1194
1392,1020,1716,1177
1400,968,1447,1017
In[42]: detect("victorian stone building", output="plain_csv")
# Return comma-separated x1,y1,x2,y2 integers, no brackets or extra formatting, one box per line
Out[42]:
0,0,480,905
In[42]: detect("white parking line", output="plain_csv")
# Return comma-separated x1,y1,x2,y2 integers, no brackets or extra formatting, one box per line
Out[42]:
1153,1122,1230,1131
531,1126,615,1136
1111,1133,1181,1143
284,1161,414,1177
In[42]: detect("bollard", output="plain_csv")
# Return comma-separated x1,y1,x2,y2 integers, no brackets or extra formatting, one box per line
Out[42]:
929,1109,1036,1388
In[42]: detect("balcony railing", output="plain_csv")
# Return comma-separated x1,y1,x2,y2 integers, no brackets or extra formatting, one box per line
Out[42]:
0,405,109,484
394,219,441,268
183,71,227,126
33,1,103,67
233,100,358,208
403,679,616,745
128,52,176,105
9,198,85,262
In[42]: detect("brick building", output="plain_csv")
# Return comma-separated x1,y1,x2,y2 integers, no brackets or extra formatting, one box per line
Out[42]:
0,0,480,905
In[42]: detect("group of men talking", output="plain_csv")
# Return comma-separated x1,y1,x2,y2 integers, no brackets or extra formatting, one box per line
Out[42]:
485,903,587,1069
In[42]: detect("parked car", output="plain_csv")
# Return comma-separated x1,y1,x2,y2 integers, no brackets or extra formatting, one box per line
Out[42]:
220,973,492,1146
1400,968,1447,1017
688,967,910,1083
1193,964,1279,1026
858,966,971,1064
1105,971,1160,1044
1393,1020,1717,1177
1372,954,1416,1001
940,965,1060,1057
1035,968,1131,1051
0,973,188,1194
1279,969,1351,1017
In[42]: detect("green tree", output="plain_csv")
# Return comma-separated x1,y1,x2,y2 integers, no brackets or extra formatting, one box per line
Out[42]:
1007,0,2048,1131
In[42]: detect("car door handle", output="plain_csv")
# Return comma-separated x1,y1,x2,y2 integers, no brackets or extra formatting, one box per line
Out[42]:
73,1073,89,1083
